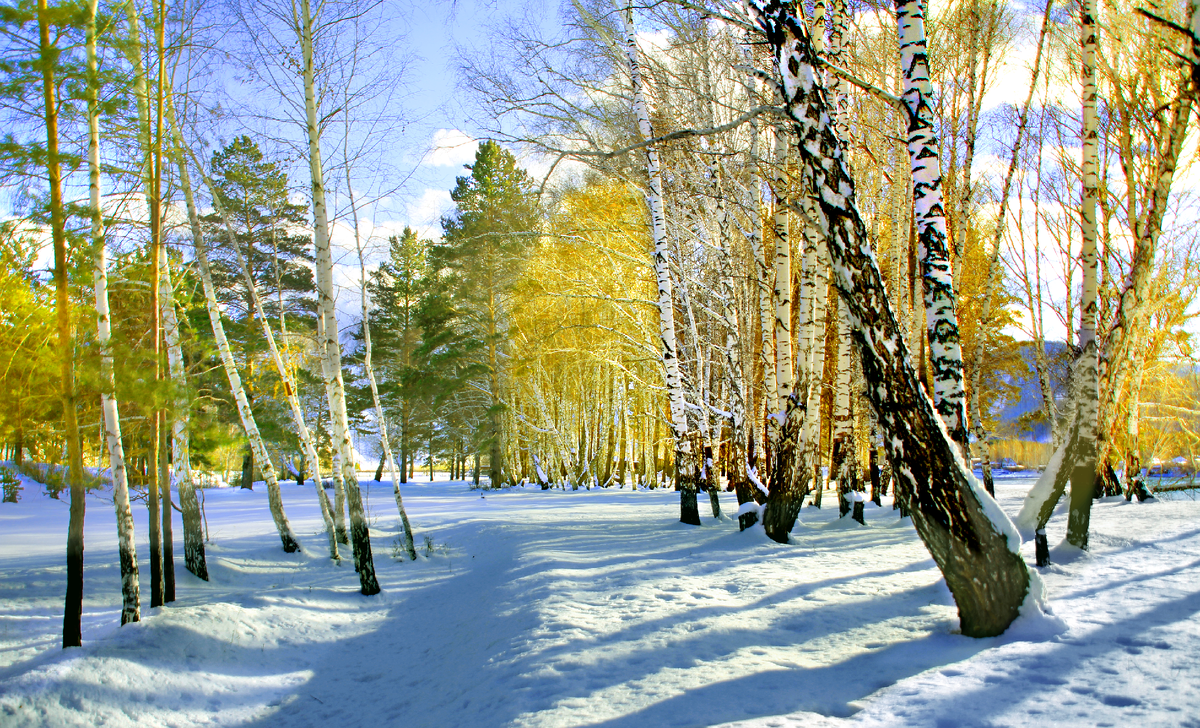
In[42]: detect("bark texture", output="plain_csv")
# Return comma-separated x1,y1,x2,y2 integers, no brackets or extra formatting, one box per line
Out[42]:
749,0,1031,637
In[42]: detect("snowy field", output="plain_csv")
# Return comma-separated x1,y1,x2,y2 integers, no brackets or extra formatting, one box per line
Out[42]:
1,471,1198,727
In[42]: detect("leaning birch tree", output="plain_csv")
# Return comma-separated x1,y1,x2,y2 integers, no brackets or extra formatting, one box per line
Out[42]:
895,0,971,455
299,0,379,592
745,0,1033,637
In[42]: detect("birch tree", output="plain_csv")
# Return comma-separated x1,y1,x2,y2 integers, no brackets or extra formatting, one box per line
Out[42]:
895,0,971,455
746,0,1033,637
85,0,142,618
622,5,701,525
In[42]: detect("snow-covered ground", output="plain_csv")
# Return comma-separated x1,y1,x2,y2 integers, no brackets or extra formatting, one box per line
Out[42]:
1,470,1198,727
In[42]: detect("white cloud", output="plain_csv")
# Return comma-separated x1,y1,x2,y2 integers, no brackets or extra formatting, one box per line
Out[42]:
424,129,479,168
406,188,453,239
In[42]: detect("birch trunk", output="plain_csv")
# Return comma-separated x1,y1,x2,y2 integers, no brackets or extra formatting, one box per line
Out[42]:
316,311,350,544
762,124,804,543
830,299,856,517
87,0,141,618
159,252,205,579
300,0,380,593
181,165,300,554
346,165,417,560
750,0,1031,637
622,6,698,524
121,0,164,608
158,122,208,575
179,136,341,559
895,0,971,455
1065,0,1102,549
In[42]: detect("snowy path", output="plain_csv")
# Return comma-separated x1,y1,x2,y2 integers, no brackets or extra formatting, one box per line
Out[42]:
1,475,1198,727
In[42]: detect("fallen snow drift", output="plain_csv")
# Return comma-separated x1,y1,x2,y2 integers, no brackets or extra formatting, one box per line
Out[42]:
1,474,1197,727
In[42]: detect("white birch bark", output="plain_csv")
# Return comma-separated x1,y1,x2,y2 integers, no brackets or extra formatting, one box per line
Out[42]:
895,0,971,454
159,250,207,579
300,0,380,592
770,126,794,427
621,5,698,524
188,206,300,553
181,141,342,560
346,164,417,559
748,0,1031,637
88,0,140,622
1065,0,1101,549
830,298,855,504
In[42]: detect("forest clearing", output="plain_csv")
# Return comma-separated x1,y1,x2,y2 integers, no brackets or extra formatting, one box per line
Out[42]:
2,474,1199,727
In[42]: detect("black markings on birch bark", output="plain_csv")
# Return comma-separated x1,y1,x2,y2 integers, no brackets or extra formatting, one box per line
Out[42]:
622,5,699,525
748,0,1029,637
87,0,142,618
894,0,970,457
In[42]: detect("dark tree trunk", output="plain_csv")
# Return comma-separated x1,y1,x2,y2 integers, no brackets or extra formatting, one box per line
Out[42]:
180,474,207,581
750,0,1031,637
870,445,882,506
374,454,384,482
241,450,254,490
763,397,808,542
159,426,174,603
678,435,702,525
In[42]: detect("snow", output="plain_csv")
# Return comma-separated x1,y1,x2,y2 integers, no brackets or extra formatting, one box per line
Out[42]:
2,471,1199,727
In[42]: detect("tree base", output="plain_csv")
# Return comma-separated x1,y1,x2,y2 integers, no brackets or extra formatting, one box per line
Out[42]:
1035,529,1049,567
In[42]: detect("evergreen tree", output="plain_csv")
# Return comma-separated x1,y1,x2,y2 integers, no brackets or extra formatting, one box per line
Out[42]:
201,136,316,483
349,227,431,483
425,141,539,487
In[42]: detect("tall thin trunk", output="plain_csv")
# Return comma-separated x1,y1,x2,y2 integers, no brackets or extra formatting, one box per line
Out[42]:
122,0,163,609
180,135,340,559
88,0,141,617
1066,0,1101,549
153,0,174,604
750,0,1031,637
762,123,803,543
345,158,417,560
895,0,971,455
41,0,86,647
300,0,379,593
622,6,697,524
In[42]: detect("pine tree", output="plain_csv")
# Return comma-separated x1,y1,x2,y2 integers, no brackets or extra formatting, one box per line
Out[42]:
429,141,539,487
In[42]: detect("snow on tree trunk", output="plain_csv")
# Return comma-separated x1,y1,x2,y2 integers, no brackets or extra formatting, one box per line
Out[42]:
621,6,699,525
895,0,971,456
301,0,379,593
748,0,1031,637
187,150,341,560
87,0,140,623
